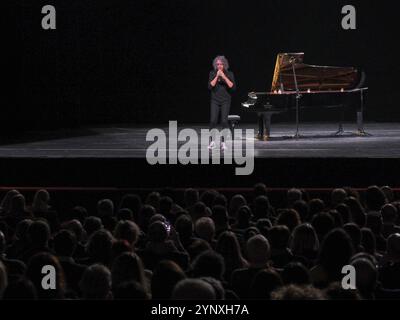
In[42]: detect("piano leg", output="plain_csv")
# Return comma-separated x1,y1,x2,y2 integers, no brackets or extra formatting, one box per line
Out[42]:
257,112,264,140
333,104,345,136
357,111,363,133
356,88,372,136
339,104,345,134
264,113,272,140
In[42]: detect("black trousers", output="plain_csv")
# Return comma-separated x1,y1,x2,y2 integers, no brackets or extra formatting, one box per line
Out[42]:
209,99,231,130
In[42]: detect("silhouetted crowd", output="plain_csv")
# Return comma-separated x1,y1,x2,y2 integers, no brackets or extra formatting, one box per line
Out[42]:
0,184,400,300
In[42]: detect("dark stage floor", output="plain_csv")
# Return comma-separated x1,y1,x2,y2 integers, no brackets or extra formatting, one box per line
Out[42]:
0,122,399,158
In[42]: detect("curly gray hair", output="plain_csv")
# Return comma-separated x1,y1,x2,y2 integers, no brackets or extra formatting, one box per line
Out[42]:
212,55,229,70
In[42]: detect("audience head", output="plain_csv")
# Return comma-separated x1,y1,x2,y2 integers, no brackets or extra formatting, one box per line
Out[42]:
200,277,225,299
118,194,142,222
365,185,387,211
138,204,156,231
111,239,133,262
172,279,216,300
386,233,400,261
229,194,247,218
80,264,112,300
0,231,6,255
184,188,199,208
87,229,114,265
97,199,114,218
191,201,210,222
148,221,169,243
15,219,33,241
365,212,383,235
211,205,229,230
253,195,271,220
2,277,37,300
236,205,253,228
192,250,225,280
151,260,186,299
0,261,7,299
293,200,309,222
145,192,160,211
318,228,354,280
111,252,146,290
216,231,242,256
343,223,362,252
195,217,215,242
246,234,271,267
10,194,27,212
53,229,77,257
329,209,344,227
84,216,103,237
282,262,311,285
331,188,347,206
250,268,283,299
268,225,290,250
113,280,149,300
324,282,361,300
28,220,50,247
335,203,352,224
187,239,212,261
308,199,325,220
253,183,268,197
311,212,335,241
216,231,246,275
360,228,377,256
200,190,218,209
114,220,140,247
32,189,50,212
351,257,378,299
175,214,194,240
255,218,272,239
290,223,319,256
287,188,302,207
271,284,325,300
277,209,301,232
69,205,88,223
159,196,173,217
61,219,85,243
344,197,366,227
117,208,133,221
381,204,398,224
381,186,394,202
0,189,20,213
213,194,227,208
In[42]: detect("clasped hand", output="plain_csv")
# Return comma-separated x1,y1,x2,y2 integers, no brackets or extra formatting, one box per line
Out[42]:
217,70,225,79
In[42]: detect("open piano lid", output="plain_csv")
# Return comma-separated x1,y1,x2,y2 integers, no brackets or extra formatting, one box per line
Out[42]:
270,53,359,92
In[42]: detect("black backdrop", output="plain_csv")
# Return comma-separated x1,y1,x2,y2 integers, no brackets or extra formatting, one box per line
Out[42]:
8,0,400,131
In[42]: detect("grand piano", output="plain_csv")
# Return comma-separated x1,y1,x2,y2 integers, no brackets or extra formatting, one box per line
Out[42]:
241,53,368,140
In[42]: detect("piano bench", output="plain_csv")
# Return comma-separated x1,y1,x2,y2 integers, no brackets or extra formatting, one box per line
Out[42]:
228,115,241,131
